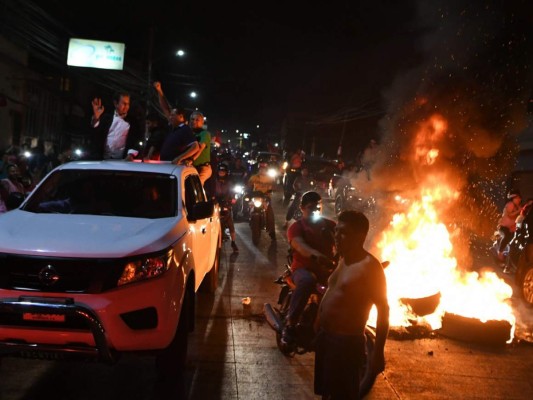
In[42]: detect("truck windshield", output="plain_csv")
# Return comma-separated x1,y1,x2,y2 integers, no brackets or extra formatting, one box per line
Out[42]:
22,170,177,218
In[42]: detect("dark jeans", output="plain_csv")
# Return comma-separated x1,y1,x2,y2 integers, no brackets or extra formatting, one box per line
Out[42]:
314,329,365,400
498,226,514,253
285,192,302,222
287,267,317,325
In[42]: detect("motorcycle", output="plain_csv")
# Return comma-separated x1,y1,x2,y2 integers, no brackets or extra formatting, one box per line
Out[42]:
217,198,232,240
287,179,317,222
248,190,272,245
231,182,246,221
263,254,382,397
491,204,533,305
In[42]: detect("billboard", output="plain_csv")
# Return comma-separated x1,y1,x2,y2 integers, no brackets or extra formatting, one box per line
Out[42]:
67,38,125,70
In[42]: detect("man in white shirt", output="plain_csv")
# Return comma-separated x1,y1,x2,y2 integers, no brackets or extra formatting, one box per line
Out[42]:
89,91,140,160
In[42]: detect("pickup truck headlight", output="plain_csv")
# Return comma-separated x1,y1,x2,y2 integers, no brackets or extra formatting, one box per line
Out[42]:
118,251,171,286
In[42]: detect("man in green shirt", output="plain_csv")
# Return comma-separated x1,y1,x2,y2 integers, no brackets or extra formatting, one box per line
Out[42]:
190,111,212,186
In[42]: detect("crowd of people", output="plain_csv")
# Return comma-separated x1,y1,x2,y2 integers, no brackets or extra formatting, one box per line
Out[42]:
6,81,527,399
0,141,59,213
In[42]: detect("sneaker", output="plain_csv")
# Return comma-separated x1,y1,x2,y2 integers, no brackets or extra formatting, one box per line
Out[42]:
281,325,296,346
231,241,239,253
503,264,515,274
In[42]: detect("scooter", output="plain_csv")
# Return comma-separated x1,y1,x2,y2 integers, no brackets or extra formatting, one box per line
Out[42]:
263,254,381,397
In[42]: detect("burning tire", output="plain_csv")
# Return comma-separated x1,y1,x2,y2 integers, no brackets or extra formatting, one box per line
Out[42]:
399,292,441,316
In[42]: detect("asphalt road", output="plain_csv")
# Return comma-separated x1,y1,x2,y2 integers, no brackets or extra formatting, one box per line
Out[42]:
1,189,532,399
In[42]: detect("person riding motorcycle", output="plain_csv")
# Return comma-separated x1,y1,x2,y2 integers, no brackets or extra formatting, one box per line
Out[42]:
215,163,239,252
282,149,304,205
281,190,336,347
247,161,276,240
497,189,522,262
283,163,315,228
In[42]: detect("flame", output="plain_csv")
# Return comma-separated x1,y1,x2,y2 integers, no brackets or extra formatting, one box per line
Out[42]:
369,182,515,341
365,112,515,341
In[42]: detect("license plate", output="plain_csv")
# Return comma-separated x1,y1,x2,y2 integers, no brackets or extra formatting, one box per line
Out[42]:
23,313,65,322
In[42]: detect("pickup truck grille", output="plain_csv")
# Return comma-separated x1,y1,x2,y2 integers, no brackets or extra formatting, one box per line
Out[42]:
0,254,125,293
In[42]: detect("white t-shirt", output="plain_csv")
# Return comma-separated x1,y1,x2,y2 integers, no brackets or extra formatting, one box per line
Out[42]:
104,113,130,159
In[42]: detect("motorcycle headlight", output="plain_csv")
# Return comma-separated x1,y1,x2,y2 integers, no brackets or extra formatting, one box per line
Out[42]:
311,205,323,221
267,168,277,178
282,161,288,170
252,198,263,208
233,184,244,194
117,250,171,286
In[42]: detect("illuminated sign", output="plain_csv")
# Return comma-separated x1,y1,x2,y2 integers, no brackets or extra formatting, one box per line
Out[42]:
67,38,125,70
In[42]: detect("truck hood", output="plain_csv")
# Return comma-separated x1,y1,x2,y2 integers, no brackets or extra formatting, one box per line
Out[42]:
0,210,187,258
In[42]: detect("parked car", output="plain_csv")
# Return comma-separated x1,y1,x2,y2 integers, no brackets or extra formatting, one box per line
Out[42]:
0,160,221,380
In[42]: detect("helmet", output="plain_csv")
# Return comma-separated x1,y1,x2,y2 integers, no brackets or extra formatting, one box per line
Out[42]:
508,189,521,200
218,163,229,173
301,191,322,207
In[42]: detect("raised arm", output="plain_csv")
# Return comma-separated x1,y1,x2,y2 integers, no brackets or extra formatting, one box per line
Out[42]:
90,98,105,126
153,81,172,120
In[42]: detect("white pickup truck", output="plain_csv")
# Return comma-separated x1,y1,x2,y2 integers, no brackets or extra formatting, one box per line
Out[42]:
0,160,221,378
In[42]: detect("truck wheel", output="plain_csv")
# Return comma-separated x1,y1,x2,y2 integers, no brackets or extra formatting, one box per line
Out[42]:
251,215,261,245
156,286,191,380
200,237,221,293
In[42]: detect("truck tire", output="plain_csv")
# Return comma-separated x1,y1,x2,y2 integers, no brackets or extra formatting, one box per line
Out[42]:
156,285,192,380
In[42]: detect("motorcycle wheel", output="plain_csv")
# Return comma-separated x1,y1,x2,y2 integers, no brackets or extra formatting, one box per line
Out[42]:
521,266,533,305
516,249,533,306
251,215,261,245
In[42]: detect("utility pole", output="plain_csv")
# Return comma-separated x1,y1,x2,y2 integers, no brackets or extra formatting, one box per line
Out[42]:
146,26,154,112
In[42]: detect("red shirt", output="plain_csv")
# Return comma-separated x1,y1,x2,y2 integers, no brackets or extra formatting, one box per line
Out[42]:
287,217,336,271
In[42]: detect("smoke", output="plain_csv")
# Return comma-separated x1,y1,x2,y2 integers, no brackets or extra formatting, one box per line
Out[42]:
359,0,532,265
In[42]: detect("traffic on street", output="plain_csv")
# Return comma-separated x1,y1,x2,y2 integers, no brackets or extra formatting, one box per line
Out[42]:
1,2,532,399
1,186,532,399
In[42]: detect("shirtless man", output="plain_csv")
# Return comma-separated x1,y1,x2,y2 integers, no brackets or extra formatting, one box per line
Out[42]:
314,210,389,400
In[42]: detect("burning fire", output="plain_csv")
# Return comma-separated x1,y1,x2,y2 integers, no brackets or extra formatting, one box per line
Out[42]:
367,114,516,342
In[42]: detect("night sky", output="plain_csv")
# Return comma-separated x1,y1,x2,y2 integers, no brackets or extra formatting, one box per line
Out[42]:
34,2,418,142
27,0,533,157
